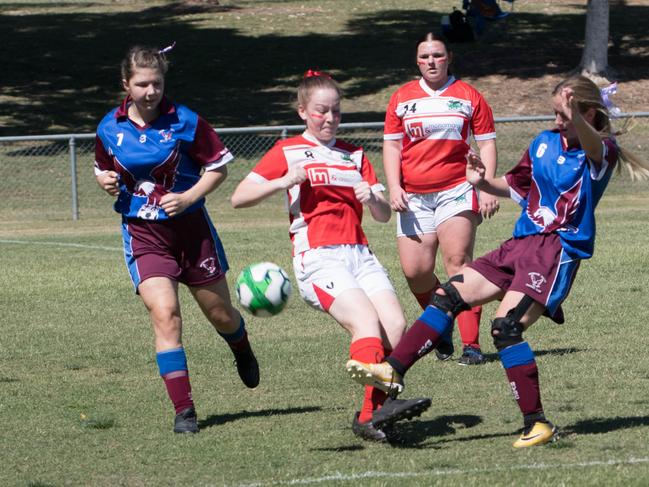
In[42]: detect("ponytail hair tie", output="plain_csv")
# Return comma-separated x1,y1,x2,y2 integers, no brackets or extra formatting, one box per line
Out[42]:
159,42,176,55
600,82,621,117
304,69,332,79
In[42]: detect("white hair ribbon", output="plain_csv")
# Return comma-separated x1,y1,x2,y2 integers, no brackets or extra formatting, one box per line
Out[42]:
159,42,176,55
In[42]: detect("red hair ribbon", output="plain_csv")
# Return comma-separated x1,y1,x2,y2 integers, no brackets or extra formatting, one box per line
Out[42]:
304,69,332,79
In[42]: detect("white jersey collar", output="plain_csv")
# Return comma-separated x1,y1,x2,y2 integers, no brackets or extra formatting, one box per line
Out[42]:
302,130,337,148
419,76,456,97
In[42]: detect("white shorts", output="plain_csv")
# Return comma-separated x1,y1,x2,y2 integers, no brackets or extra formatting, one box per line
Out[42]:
292,244,395,312
397,181,480,237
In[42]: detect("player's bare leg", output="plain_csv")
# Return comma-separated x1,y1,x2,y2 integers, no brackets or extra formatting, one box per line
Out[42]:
139,277,197,433
191,277,259,389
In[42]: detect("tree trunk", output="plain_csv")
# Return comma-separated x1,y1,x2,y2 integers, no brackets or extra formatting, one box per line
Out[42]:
579,0,612,80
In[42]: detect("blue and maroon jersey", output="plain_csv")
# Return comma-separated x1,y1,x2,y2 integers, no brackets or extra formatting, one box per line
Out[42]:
95,97,233,220
505,129,618,261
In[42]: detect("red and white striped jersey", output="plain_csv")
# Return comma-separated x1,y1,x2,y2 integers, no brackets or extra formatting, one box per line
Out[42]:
247,132,384,255
384,76,496,193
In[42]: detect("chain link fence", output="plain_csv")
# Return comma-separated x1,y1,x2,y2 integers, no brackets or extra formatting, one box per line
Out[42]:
1,115,647,223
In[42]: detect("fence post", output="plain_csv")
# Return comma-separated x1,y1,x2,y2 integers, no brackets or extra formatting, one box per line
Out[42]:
281,128,288,140
69,137,79,221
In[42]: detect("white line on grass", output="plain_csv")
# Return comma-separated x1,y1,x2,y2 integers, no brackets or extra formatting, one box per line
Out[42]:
236,457,649,486
0,239,121,252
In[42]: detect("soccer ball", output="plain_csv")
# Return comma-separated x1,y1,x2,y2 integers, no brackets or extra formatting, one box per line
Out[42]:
236,262,292,317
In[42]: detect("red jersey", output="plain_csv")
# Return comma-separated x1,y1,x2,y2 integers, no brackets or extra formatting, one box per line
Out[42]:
248,132,384,255
384,77,496,193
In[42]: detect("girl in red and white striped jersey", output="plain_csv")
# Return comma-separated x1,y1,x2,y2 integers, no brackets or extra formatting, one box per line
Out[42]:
383,32,499,365
231,71,431,442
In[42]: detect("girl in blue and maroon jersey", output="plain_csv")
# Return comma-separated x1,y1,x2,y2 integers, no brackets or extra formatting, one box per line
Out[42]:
95,45,258,434
347,75,649,447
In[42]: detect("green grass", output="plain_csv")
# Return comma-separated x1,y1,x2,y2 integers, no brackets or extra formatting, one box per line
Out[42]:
2,150,649,485
2,1,649,485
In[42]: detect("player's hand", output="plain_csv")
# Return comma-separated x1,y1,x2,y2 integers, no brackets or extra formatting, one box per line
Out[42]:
160,192,191,217
560,87,577,122
388,186,409,212
281,165,307,189
96,171,120,196
354,181,376,205
479,192,499,219
466,150,485,187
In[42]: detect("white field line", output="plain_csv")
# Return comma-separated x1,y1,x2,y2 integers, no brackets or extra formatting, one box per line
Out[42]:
0,239,121,252
236,457,649,486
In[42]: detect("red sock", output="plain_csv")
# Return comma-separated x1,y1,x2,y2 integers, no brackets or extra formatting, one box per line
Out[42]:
350,337,386,423
412,278,440,311
161,370,194,414
457,306,482,348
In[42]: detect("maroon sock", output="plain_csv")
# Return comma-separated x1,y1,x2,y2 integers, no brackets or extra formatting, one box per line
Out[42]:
388,307,451,374
504,362,543,416
161,370,194,414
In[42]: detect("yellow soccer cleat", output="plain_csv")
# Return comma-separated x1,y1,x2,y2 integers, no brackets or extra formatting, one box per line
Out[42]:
513,421,558,448
346,360,404,394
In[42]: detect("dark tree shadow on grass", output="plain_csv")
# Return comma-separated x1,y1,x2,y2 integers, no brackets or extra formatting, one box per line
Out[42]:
563,415,649,435
1,3,648,135
198,405,321,429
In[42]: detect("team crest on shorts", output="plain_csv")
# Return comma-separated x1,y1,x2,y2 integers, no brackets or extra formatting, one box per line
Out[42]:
525,272,547,293
200,257,218,276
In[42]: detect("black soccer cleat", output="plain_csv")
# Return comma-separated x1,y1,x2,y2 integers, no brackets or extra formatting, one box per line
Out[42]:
434,337,455,361
174,407,199,434
371,397,431,429
352,412,388,442
457,346,486,365
233,347,260,388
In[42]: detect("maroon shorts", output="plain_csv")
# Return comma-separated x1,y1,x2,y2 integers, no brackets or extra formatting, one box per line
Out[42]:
468,233,580,323
121,208,229,293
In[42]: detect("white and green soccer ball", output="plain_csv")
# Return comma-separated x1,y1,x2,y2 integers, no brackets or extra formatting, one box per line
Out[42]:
236,262,292,317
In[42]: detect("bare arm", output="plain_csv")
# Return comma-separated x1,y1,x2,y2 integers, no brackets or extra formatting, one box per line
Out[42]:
466,151,511,197
231,165,307,208
354,182,391,222
160,166,228,217
475,138,500,218
383,138,409,212
560,87,604,165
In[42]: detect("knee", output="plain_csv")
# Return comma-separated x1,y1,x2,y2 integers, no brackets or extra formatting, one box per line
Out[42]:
207,304,236,328
444,255,469,275
150,304,181,328
430,280,471,317
491,316,524,351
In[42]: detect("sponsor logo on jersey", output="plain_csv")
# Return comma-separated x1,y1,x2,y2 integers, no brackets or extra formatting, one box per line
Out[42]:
407,121,425,138
139,134,147,144
536,143,548,158
307,166,362,187
557,155,566,165
525,272,547,293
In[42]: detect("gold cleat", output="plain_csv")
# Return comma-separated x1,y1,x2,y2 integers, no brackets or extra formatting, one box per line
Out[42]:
346,360,404,394
513,421,558,448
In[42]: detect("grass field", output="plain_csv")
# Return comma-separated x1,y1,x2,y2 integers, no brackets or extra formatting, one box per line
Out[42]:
2,151,649,485
2,0,649,485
